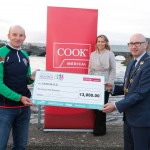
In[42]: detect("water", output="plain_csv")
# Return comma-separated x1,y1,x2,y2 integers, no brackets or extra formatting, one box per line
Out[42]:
111,45,130,52
29,56,126,125
30,56,46,71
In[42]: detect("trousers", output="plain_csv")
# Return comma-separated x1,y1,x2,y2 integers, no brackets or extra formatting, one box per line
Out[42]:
0,107,31,150
124,121,150,150
93,91,109,136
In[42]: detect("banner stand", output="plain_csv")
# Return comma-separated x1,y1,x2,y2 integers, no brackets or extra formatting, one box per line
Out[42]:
45,6,98,131
37,106,93,132
37,105,42,129
37,105,93,132
43,129,93,132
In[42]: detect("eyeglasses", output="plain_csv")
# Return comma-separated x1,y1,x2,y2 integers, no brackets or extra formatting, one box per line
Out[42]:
127,42,145,47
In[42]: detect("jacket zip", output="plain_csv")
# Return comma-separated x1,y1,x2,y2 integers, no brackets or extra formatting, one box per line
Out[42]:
17,50,21,62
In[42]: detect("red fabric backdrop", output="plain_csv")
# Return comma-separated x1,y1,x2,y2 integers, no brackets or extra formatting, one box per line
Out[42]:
45,6,98,129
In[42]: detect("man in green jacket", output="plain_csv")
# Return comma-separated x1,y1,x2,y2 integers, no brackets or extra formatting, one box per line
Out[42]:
0,25,36,150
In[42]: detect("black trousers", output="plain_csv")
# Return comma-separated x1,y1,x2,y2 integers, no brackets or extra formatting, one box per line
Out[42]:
93,91,109,135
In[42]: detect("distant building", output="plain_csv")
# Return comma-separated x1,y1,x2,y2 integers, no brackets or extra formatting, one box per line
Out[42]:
146,38,150,53
0,42,6,48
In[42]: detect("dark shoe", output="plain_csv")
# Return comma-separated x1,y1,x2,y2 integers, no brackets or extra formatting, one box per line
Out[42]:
93,110,106,136
93,131,106,136
93,126,106,136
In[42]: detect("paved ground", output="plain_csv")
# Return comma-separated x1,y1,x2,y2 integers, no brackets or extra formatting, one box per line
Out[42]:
8,123,123,150
7,95,124,150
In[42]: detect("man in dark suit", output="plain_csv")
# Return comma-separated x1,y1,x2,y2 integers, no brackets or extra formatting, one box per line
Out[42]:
102,33,150,150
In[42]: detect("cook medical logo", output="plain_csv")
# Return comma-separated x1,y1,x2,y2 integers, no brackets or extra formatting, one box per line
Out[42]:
53,43,91,69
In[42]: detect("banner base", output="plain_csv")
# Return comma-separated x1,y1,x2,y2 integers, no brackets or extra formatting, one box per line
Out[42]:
43,129,93,132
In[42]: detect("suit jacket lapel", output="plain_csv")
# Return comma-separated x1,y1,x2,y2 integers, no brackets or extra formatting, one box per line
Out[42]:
130,53,149,77
124,61,133,89
124,52,149,90
127,60,134,79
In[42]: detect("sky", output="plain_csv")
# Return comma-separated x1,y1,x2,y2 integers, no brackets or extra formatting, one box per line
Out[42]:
0,0,150,45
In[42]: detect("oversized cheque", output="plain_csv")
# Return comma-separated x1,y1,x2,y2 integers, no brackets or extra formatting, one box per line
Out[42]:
32,71,105,109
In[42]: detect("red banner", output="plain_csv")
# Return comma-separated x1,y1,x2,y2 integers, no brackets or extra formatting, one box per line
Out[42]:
45,6,98,129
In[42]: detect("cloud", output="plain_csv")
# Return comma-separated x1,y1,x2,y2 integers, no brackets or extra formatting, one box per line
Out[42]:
0,0,150,44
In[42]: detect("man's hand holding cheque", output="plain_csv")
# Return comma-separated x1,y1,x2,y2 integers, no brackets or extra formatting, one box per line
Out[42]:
101,82,116,113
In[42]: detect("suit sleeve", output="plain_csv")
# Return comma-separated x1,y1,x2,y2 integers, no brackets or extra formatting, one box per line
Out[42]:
112,85,124,96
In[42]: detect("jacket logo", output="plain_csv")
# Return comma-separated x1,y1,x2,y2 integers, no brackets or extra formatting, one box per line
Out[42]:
6,57,9,62
23,58,28,66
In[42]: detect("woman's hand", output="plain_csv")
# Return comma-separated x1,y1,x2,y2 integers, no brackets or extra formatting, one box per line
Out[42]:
105,82,114,92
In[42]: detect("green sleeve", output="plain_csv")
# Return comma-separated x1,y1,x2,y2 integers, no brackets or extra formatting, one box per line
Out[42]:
27,62,34,84
21,50,34,84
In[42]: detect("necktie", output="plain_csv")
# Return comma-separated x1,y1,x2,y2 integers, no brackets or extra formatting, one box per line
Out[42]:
130,59,137,76
131,59,137,70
